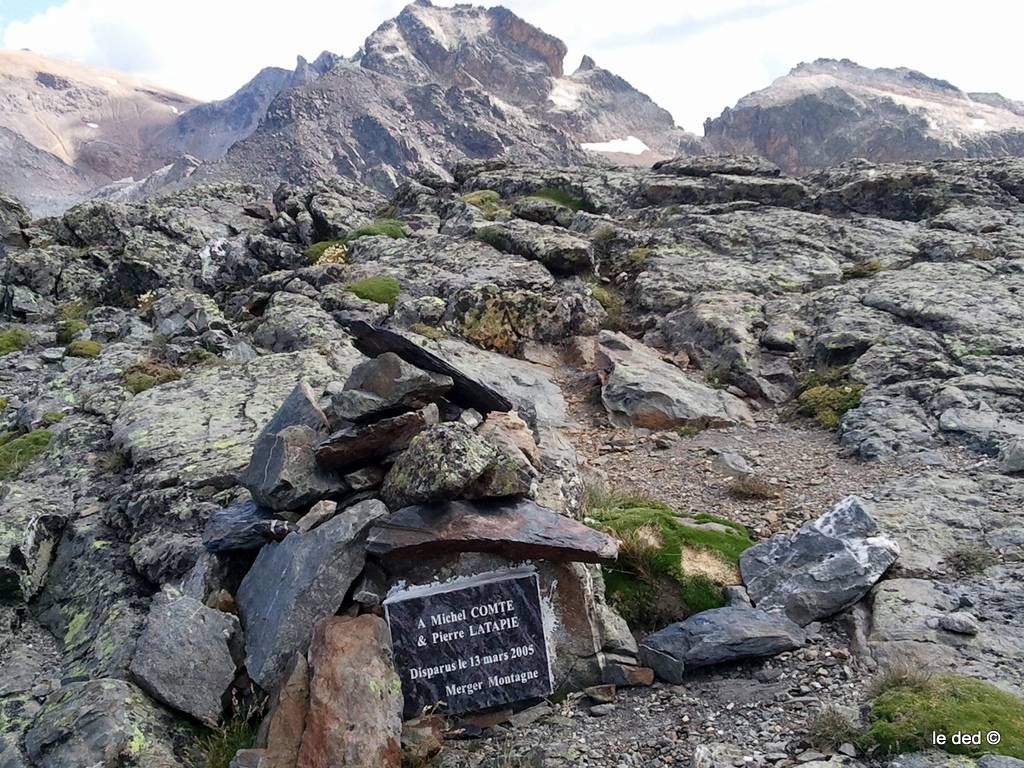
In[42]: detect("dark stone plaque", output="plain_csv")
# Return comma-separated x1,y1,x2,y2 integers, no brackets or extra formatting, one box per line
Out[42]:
384,569,553,717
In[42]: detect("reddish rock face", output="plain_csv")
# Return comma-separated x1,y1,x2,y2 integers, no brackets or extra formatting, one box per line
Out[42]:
297,615,402,768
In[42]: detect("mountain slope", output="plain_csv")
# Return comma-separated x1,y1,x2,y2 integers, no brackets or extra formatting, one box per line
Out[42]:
704,58,1024,174
0,48,198,213
205,0,698,193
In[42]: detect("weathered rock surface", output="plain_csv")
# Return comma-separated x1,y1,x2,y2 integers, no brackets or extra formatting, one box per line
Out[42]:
367,498,618,564
315,404,438,471
202,500,296,553
328,352,452,423
596,331,752,429
240,424,345,512
128,587,240,726
639,607,807,683
296,615,402,768
236,499,387,691
740,496,900,625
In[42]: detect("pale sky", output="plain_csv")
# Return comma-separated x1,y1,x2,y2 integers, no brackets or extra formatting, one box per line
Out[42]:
1,0,1022,133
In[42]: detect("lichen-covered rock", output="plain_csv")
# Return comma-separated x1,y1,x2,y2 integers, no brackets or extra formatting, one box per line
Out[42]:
237,499,387,691
24,678,197,768
380,422,534,509
128,587,240,726
740,496,900,625
596,331,752,430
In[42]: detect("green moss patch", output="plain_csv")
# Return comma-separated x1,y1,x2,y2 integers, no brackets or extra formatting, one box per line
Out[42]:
345,219,406,242
346,276,400,307
863,674,1024,758
408,322,445,340
586,491,753,630
55,320,88,345
304,240,347,264
0,328,31,357
0,429,53,480
55,301,92,321
528,187,593,213
461,190,502,219
797,368,863,429
124,361,181,394
65,340,103,358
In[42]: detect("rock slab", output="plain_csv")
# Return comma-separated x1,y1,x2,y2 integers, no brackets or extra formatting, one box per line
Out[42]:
639,606,806,683
740,496,900,625
237,499,388,691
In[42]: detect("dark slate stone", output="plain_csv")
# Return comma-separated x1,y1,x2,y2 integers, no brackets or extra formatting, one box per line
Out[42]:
315,404,438,471
739,496,900,626
239,424,347,511
202,500,296,553
328,352,453,423
236,499,388,691
366,498,618,564
639,607,806,683
385,571,553,717
129,588,240,726
259,380,330,438
343,321,513,413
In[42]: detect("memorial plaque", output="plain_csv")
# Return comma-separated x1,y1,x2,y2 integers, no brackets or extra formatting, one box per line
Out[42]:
384,569,553,717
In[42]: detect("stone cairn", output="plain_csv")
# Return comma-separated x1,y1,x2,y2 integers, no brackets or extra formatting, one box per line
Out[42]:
190,327,645,767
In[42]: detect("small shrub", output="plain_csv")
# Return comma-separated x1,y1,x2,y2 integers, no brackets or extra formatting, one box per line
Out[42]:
124,361,181,394
590,283,624,330
842,259,883,280
807,704,863,750
346,276,400,307
197,717,257,768
0,328,31,357
55,320,87,345
0,429,53,480
586,486,753,630
945,542,999,574
729,476,782,500
65,340,103,358
529,187,593,212
304,240,347,264
797,369,863,429
461,189,502,219
862,674,1024,758
408,322,445,340
345,219,406,242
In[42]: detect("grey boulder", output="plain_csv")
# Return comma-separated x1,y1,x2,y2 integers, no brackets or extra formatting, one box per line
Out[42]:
129,587,240,726
239,424,346,512
740,496,900,625
236,499,388,691
639,606,806,683
328,351,452,423
202,500,296,552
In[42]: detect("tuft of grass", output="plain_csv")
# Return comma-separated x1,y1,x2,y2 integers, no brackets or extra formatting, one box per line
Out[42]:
181,347,222,367
675,422,708,438
65,340,103,358
124,361,181,394
590,283,624,331
592,224,617,244
842,259,883,280
55,301,92,321
0,397,7,411
408,322,445,340
462,190,502,219
862,674,1024,758
868,656,936,699
304,239,347,264
797,368,863,430
729,476,782,500
345,219,406,242
625,247,651,272
806,705,863,750
197,717,257,768
0,429,52,480
346,276,401,307
41,411,66,426
0,328,31,357
55,320,88,345
585,485,752,630
945,542,999,575
528,187,593,212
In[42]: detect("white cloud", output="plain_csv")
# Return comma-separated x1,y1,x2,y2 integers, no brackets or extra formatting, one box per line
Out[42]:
2,0,1023,134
